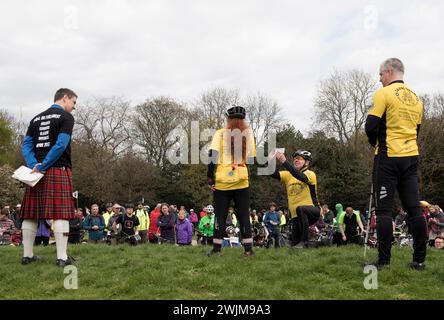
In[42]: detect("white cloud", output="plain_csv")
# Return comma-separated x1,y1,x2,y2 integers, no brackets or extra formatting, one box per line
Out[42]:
1,0,443,134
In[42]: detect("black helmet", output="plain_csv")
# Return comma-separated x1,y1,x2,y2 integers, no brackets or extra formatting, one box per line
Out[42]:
126,203,135,209
226,105,246,119
292,149,312,162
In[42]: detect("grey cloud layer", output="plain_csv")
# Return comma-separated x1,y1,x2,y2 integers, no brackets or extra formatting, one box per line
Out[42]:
1,0,443,132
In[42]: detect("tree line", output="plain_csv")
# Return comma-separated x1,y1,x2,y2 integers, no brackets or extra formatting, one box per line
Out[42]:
1,70,443,212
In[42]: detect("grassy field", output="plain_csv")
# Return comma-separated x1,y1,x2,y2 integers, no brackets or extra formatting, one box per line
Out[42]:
0,243,443,300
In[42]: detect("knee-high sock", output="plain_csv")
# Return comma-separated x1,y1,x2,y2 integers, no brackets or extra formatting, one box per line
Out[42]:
54,220,69,260
22,219,38,258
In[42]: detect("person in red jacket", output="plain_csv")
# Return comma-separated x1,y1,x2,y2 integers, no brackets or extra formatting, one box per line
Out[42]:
189,209,199,235
148,204,161,243
420,201,430,241
200,206,207,219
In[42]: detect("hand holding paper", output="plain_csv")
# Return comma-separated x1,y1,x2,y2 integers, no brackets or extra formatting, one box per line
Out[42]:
31,165,45,174
268,148,285,161
12,165,44,187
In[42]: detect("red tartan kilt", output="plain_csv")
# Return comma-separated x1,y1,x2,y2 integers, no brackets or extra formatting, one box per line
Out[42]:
20,167,75,220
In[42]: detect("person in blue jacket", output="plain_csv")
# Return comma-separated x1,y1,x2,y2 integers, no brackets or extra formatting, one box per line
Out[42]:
263,202,281,248
83,204,105,243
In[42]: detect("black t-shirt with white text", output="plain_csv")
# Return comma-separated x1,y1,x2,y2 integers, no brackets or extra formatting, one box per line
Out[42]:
26,106,74,168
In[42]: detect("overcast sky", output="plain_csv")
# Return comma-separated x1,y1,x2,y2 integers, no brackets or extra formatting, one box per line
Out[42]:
1,0,443,134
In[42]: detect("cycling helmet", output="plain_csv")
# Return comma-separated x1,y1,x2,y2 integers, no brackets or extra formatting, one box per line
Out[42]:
206,205,214,213
226,226,235,235
225,105,246,119
292,149,312,162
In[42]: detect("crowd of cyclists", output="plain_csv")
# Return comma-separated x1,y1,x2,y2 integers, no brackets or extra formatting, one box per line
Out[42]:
1,200,443,250
3,63,443,271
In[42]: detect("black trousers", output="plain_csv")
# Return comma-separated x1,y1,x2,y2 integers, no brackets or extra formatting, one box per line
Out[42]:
201,236,213,245
268,228,280,248
344,232,362,245
68,232,82,244
373,154,426,263
138,230,148,243
34,236,49,246
292,206,321,245
213,188,252,248
333,232,344,246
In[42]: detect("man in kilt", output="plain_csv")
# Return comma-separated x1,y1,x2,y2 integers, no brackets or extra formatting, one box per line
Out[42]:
20,88,77,267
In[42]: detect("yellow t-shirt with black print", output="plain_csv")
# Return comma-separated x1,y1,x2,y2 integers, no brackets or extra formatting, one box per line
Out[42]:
368,81,423,157
280,170,319,218
210,128,256,191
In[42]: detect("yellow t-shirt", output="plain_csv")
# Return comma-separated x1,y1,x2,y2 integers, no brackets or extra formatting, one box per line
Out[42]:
210,128,256,191
102,211,112,230
280,170,319,218
280,214,286,226
368,81,423,157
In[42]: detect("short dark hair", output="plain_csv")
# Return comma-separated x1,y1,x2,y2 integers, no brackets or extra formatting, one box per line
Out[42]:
54,88,77,102
160,203,169,209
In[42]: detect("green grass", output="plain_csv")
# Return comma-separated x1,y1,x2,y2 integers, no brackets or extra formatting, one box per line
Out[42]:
0,244,443,300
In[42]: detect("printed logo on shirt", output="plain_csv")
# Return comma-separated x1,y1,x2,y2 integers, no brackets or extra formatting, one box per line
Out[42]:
288,183,304,196
36,118,55,149
125,220,134,229
33,114,61,122
379,186,387,200
394,87,419,107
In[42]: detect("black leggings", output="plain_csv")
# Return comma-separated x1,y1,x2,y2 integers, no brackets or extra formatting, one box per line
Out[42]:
291,206,321,245
373,154,426,263
35,236,49,246
213,188,252,247
201,236,213,245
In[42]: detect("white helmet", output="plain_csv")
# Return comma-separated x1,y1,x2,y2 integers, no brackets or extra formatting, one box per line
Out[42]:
206,205,214,213
226,226,235,235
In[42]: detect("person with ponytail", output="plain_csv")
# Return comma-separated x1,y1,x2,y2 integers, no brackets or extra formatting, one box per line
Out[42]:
207,106,256,257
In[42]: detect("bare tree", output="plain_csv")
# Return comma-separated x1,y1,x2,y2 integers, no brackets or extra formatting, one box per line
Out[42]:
243,92,283,146
194,88,283,146
73,97,133,160
194,87,240,128
422,93,444,121
70,97,133,202
314,69,377,146
418,93,444,204
133,96,190,167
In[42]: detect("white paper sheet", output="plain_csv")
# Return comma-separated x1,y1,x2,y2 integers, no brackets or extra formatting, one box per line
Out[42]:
267,148,286,160
11,165,44,187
